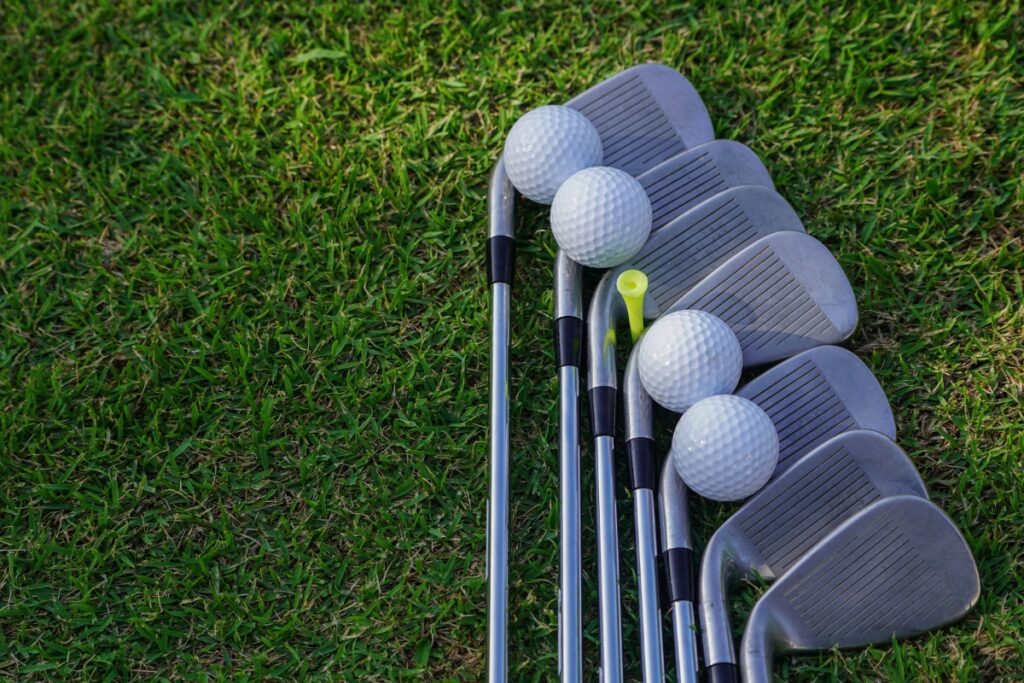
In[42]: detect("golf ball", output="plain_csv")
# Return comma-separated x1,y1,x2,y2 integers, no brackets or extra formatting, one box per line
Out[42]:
502,105,603,204
638,311,742,413
550,167,652,268
672,395,779,502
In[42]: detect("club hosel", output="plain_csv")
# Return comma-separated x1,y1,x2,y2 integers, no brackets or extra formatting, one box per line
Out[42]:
623,345,654,442
554,251,583,320
700,536,740,670
554,252,584,370
587,268,625,439
658,458,692,557
587,267,628,391
488,157,515,240
737,603,777,683
487,157,516,285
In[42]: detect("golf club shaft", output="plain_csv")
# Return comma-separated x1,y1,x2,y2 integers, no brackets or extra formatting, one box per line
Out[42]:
558,366,582,683
588,272,624,683
487,282,510,683
622,372,667,683
671,600,701,682
554,252,584,683
633,489,663,681
487,158,515,683
595,434,624,683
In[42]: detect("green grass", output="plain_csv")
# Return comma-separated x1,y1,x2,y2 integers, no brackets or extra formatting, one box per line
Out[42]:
1,1,1022,680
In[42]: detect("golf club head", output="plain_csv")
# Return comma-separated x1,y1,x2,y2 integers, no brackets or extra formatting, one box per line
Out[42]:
738,346,897,478
630,186,804,318
637,140,774,233
699,430,928,680
589,186,806,392
740,496,979,683
566,63,715,176
665,231,858,366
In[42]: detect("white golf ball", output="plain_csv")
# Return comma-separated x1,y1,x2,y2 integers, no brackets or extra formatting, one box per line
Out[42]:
502,105,603,204
550,167,652,268
672,395,779,502
638,311,742,413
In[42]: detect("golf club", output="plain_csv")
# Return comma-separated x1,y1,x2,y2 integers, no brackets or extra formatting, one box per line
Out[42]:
657,345,896,682
740,495,979,682
488,64,714,683
555,144,776,682
699,430,928,683
623,348,699,682
738,345,897,478
551,64,715,683
624,186,849,683
592,203,846,680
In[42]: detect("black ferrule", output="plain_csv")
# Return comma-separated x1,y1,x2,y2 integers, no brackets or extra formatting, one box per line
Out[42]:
553,316,583,369
588,386,617,438
706,663,740,683
487,235,515,285
626,438,657,491
663,546,696,605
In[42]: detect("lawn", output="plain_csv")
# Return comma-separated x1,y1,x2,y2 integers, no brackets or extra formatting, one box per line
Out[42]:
1,1,1022,680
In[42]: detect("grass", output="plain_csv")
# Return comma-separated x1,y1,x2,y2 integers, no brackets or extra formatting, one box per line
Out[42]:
1,1,1021,680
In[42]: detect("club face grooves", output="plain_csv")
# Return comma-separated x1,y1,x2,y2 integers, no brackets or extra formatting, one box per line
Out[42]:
763,496,979,651
569,67,700,175
734,440,884,574
629,186,806,321
667,232,857,365
724,431,928,580
739,346,898,478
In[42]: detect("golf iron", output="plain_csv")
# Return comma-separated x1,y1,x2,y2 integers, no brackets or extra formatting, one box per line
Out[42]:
699,430,928,683
740,495,979,682
554,140,774,682
658,345,898,682
490,63,737,683
592,206,860,680
551,64,716,683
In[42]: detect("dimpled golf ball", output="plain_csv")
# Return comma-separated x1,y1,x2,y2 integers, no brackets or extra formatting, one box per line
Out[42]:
638,311,742,413
502,105,603,204
550,167,652,268
672,395,779,502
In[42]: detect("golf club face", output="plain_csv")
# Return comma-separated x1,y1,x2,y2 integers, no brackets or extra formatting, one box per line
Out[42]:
637,140,775,233
742,496,979,674
711,430,929,582
666,231,858,366
566,63,715,176
631,185,805,318
699,431,929,675
738,346,898,477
